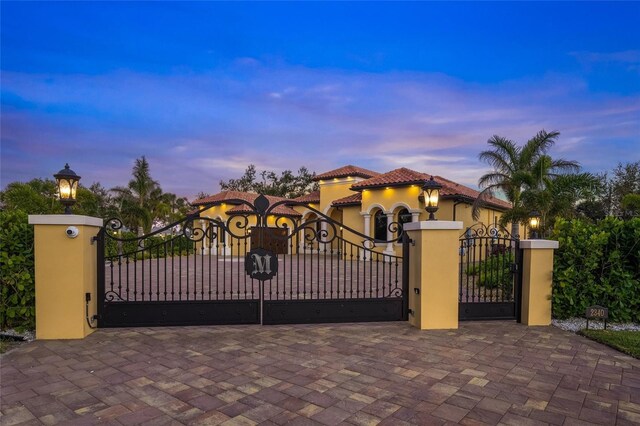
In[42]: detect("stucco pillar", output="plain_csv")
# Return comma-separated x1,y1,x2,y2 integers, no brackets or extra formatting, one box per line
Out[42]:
404,221,463,330
383,212,395,256
28,215,103,339
520,240,559,326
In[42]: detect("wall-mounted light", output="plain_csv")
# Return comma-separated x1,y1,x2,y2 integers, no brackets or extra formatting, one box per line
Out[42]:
422,176,442,221
54,163,81,214
529,211,541,239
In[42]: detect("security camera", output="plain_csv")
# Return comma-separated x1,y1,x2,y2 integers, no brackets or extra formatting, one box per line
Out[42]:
66,226,79,239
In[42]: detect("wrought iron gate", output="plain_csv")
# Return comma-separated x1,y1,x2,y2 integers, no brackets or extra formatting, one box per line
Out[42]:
96,195,409,327
458,223,522,321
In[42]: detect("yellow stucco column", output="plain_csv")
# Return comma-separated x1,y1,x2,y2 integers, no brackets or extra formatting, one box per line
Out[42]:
404,221,463,330
28,215,103,339
520,239,559,326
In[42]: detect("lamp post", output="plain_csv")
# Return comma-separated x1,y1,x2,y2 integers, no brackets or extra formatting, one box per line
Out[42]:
422,176,442,221
529,211,541,239
54,163,81,214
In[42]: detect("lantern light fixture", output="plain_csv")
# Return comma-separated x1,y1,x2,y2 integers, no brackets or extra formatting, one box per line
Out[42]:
422,176,442,221
53,163,81,214
529,211,541,239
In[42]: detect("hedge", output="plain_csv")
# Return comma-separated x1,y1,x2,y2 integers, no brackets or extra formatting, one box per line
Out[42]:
0,210,35,330
104,231,194,259
551,217,640,322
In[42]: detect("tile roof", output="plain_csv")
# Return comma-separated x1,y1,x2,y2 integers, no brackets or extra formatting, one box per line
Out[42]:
314,165,380,181
191,190,260,206
192,191,301,217
350,167,429,190
332,193,362,207
350,167,511,210
289,190,320,204
437,176,512,210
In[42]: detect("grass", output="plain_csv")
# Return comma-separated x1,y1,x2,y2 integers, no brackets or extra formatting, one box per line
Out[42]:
0,339,19,354
578,329,640,359
0,335,26,355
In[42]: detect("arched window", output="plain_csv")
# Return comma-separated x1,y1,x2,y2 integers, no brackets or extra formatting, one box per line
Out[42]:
397,208,411,240
374,210,387,241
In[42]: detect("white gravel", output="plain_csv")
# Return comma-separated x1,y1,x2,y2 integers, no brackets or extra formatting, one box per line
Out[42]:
1,328,35,341
552,318,640,332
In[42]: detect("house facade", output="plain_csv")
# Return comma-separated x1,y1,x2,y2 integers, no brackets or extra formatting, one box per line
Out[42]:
288,165,511,255
191,165,511,256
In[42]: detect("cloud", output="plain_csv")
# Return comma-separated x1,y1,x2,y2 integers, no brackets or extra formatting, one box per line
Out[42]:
2,64,639,198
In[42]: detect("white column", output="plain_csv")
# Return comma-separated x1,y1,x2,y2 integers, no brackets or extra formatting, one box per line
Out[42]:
298,234,306,253
320,221,328,248
411,212,420,222
363,213,371,239
211,226,218,255
384,213,395,256
200,220,209,255
223,230,231,256
361,213,371,261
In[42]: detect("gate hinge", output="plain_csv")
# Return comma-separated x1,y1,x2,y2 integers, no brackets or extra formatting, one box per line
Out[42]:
409,238,415,247
91,236,98,245
510,263,519,273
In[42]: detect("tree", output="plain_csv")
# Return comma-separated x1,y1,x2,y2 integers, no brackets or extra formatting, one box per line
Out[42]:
473,130,580,237
621,193,640,218
111,156,162,235
610,161,640,218
195,192,211,200
0,179,59,214
522,172,602,232
0,179,115,217
219,165,319,199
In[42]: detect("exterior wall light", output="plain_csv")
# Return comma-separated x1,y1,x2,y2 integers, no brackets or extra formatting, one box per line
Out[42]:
54,163,81,214
529,211,541,239
422,176,442,221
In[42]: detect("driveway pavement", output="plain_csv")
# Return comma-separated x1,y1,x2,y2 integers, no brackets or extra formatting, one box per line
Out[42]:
1,322,639,425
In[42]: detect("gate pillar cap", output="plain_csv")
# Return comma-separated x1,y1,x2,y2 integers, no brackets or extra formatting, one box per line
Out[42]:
520,240,559,249
403,221,463,231
28,215,103,227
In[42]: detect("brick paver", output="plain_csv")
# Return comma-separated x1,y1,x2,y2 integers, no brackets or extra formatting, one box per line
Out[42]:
1,322,639,425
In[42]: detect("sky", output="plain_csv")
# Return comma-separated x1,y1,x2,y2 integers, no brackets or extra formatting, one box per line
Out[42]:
1,2,639,199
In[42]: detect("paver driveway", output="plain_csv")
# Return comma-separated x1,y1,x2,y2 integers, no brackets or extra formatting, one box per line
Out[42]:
1,322,639,425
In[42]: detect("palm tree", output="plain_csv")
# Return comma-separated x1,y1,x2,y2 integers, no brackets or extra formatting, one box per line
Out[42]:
110,157,161,235
473,130,579,237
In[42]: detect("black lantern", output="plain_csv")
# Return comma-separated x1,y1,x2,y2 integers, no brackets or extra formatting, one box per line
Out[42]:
54,163,81,214
422,176,442,221
529,211,541,239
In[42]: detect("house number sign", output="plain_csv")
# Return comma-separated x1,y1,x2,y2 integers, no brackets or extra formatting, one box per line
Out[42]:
245,248,278,281
585,305,608,330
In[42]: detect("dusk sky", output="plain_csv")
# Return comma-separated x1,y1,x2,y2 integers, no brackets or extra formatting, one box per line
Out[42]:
2,2,639,199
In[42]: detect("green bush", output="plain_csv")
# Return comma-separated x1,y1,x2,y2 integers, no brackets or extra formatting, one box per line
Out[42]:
0,210,35,330
104,232,194,259
552,217,640,322
466,252,514,291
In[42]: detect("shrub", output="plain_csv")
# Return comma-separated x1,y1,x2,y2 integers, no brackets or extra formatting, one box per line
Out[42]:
0,210,35,330
465,251,515,292
552,217,640,322
104,232,194,259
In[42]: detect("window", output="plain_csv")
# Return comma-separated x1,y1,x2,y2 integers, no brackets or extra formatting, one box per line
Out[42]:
374,210,387,241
